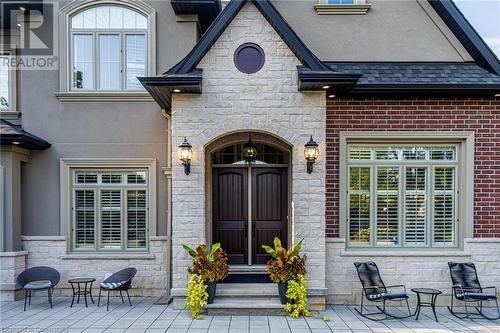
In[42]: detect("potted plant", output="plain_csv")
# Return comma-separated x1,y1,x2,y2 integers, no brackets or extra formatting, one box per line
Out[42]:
262,237,306,305
183,243,229,305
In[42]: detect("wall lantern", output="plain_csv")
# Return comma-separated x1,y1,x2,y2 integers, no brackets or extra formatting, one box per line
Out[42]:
178,137,193,175
243,137,257,164
304,136,319,174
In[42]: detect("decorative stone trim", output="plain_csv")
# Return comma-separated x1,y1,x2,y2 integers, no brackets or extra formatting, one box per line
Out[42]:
465,238,500,243
0,250,28,257
54,92,155,102
314,4,371,15
60,253,155,260
340,250,471,257
0,111,20,120
0,250,27,301
21,236,66,241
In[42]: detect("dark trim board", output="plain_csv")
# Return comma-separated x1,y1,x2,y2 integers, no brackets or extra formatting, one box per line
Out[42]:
428,0,500,75
0,119,51,150
170,0,222,33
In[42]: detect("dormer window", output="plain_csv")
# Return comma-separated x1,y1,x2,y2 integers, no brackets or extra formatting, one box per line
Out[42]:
315,0,371,14
58,0,156,96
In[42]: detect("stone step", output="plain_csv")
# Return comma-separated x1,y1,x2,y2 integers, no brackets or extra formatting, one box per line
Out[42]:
216,283,278,297
229,264,267,274
206,296,285,315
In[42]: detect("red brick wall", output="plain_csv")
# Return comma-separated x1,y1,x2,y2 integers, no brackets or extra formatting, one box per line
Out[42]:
326,98,500,238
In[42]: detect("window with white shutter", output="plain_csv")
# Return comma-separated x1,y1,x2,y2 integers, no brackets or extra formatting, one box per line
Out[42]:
71,169,149,251
347,145,458,248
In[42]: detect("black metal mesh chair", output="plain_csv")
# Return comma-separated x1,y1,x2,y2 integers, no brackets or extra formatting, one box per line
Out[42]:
448,262,500,320
16,266,60,311
354,262,412,321
98,267,137,311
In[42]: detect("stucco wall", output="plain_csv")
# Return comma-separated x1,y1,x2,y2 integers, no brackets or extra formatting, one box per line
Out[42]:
274,0,471,62
170,2,326,299
18,1,197,237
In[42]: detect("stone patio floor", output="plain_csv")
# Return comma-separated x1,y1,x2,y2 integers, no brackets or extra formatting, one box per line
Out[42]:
1,297,500,333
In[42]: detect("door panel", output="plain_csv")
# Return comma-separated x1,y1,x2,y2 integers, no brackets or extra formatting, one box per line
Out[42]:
252,168,288,264
212,168,248,264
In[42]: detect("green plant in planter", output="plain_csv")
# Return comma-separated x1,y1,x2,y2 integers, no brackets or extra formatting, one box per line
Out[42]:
262,238,306,283
183,243,229,319
284,274,310,318
185,274,208,319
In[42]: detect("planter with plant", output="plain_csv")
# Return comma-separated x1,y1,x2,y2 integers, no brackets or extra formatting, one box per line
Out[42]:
182,243,229,318
262,238,308,311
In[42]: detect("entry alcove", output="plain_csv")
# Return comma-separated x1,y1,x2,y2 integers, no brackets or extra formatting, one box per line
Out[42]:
205,131,292,267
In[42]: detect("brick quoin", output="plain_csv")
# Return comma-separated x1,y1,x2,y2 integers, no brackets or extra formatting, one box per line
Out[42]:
325,98,500,238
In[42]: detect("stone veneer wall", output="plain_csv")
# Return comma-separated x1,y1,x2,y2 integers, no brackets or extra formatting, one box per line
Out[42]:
170,2,326,305
0,251,27,300
326,238,500,305
20,237,169,296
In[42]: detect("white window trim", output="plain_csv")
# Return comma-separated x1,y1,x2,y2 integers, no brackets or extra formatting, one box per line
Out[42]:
339,131,474,251
60,158,157,253
56,0,156,101
314,0,371,15
0,48,18,118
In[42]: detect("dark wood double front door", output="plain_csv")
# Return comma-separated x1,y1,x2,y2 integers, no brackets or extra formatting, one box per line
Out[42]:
212,167,288,265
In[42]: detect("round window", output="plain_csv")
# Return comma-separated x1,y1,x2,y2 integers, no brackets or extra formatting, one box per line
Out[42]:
234,43,265,74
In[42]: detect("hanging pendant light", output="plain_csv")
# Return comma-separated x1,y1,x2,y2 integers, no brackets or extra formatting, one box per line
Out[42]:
243,134,257,164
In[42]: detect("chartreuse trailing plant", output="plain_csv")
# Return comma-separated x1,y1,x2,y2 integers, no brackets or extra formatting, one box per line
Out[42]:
262,237,330,321
182,243,229,319
284,274,310,318
185,274,208,319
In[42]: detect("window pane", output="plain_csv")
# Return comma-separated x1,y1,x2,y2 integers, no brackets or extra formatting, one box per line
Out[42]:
99,34,120,90
430,148,455,161
75,171,98,184
434,168,455,245
73,34,94,89
376,167,399,246
95,6,110,29
349,167,371,245
82,7,97,29
101,190,121,249
101,172,122,184
125,34,146,90
127,171,147,184
375,148,399,160
72,6,147,30
349,147,371,160
0,55,10,109
75,190,95,248
127,190,147,248
403,147,427,160
405,167,427,245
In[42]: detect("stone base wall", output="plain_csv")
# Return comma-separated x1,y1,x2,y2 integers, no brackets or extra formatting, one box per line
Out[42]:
21,236,169,297
326,238,500,306
0,251,27,301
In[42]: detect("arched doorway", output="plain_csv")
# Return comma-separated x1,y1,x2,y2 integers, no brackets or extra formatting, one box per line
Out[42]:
206,132,291,266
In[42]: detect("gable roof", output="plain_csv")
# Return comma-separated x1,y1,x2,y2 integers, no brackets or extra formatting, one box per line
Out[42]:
140,0,500,111
428,0,500,75
166,0,329,75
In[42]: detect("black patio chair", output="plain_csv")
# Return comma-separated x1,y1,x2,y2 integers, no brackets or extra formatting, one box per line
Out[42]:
354,262,412,321
448,262,500,320
98,267,137,311
16,266,60,311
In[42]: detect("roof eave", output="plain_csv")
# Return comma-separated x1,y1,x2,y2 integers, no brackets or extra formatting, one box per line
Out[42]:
345,84,500,98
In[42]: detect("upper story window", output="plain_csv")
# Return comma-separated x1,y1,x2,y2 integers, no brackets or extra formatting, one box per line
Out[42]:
327,0,354,4
59,0,156,95
70,6,147,91
314,0,370,14
0,51,16,112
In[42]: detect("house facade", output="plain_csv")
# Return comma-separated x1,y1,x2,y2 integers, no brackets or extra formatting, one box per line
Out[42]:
1,0,500,309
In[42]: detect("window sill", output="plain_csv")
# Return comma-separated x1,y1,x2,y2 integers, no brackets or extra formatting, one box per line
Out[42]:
340,249,471,257
0,111,21,120
54,91,154,102
60,253,155,260
314,4,371,15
